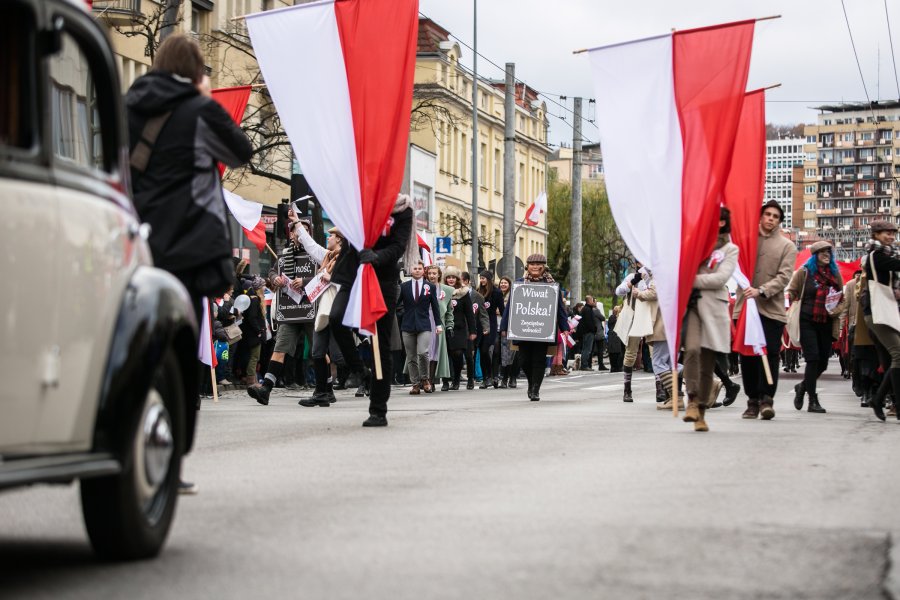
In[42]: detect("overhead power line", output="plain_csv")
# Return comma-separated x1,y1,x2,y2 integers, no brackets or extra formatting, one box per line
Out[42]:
885,0,900,99
840,0,877,120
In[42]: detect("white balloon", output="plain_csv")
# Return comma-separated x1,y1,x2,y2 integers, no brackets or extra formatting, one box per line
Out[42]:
234,294,251,313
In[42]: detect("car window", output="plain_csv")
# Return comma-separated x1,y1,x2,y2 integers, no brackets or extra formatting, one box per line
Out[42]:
47,31,104,171
0,2,37,151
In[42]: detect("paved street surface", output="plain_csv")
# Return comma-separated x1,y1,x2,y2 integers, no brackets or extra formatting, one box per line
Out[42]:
1,369,899,599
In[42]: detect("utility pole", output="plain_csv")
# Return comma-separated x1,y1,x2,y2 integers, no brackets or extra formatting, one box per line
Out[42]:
502,63,516,279
469,0,480,272
570,97,583,301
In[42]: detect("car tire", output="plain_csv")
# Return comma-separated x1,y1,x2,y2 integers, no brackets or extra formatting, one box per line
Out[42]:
80,348,185,560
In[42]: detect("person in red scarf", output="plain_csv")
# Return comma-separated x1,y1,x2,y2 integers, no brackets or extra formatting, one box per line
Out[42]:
786,240,847,414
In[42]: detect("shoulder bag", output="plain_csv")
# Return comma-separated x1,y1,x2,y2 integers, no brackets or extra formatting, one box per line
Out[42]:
867,252,900,333
786,271,805,346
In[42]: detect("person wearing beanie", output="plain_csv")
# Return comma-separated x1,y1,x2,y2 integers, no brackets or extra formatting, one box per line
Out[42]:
860,220,900,421
499,254,570,401
734,199,798,420
786,240,846,414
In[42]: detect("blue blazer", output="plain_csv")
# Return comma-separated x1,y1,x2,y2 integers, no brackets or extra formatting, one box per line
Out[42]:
400,279,443,333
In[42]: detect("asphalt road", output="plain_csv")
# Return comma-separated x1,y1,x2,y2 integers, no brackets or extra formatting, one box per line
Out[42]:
1,369,899,599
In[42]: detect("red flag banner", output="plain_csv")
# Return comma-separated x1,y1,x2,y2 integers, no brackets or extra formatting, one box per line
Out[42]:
211,86,252,177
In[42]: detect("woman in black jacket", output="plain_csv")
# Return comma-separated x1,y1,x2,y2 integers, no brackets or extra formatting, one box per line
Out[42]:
444,267,476,390
861,220,900,420
477,271,504,389
607,305,624,372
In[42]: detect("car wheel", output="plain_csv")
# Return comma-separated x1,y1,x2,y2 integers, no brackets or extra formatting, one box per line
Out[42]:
81,348,185,560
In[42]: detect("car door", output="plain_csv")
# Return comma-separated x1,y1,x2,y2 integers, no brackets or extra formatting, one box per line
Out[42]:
31,2,140,451
0,0,62,452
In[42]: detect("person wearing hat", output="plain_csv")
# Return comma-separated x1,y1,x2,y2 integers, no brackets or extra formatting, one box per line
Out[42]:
734,199,798,420
786,240,846,414
477,270,505,389
860,219,900,420
444,266,477,390
499,254,570,401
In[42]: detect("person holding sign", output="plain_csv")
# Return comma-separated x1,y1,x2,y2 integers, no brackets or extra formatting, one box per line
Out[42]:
400,261,444,394
499,254,570,401
787,240,846,415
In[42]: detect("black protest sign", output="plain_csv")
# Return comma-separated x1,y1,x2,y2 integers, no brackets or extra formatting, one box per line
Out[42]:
507,281,559,343
275,253,315,323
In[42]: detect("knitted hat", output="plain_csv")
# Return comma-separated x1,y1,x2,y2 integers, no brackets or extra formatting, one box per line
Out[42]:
870,219,898,233
760,199,785,223
526,253,547,264
809,240,832,255
479,269,494,281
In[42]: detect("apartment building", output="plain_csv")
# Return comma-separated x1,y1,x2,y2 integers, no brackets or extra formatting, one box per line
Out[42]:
804,101,900,260
547,143,604,187
410,18,550,271
765,137,805,230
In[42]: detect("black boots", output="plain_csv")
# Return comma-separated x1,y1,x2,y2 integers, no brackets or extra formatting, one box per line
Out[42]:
441,378,450,392
655,379,667,403
807,393,826,413
623,366,633,403
723,381,741,406
793,382,805,410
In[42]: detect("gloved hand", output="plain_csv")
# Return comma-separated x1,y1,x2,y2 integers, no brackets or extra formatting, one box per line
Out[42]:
630,273,642,286
687,288,702,309
359,248,377,264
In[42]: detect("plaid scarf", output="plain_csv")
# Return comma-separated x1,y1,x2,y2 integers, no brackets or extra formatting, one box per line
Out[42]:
810,266,838,323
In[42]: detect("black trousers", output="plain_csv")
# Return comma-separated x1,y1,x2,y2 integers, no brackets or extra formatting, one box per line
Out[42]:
739,315,785,401
518,341,549,392
800,318,833,396
330,281,397,418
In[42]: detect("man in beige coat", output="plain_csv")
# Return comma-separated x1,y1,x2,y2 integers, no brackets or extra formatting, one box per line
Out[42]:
732,200,798,420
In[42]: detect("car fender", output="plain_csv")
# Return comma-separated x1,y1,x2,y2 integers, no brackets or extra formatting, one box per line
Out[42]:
93,266,199,458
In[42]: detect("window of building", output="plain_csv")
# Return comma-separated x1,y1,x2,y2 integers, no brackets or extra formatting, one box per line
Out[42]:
480,142,487,187
460,133,467,180
518,162,525,203
805,219,816,228
804,185,816,194
494,148,501,192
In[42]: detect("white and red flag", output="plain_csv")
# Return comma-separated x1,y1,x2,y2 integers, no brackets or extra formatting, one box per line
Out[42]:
525,191,547,226
725,90,768,357
586,20,754,362
198,298,217,368
417,233,432,266
246,0,418,335
223,189,267,253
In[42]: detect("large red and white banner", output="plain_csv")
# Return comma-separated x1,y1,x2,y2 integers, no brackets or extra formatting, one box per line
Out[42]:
586,20,754,361
725,90,768,356
246,0,418,335
223,189,267,253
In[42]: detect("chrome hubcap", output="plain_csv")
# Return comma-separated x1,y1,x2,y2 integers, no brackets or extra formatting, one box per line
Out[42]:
135,389,173,512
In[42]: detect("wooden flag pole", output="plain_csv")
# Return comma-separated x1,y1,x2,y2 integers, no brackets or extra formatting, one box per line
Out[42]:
265,243,279,260
761,353,774,386
671,366,679,417
372,330,384,380
210,366,219,403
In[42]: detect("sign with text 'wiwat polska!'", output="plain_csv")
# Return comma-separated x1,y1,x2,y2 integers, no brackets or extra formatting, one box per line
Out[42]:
507,281,559,343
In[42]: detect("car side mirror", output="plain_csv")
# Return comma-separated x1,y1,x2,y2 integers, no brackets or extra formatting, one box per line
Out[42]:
38,15,64,56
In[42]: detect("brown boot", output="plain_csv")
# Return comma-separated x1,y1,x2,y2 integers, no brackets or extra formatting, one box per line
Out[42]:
683,396,701,423
742,399,760,419
409,384,420,395
694,406,709,432
422,379,433,393
759,396,775,420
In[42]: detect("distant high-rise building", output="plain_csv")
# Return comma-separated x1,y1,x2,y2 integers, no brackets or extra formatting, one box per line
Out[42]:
804,102,900,260
764,137,806,230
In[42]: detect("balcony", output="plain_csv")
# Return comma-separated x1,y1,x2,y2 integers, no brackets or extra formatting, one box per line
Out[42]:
92,0,141,21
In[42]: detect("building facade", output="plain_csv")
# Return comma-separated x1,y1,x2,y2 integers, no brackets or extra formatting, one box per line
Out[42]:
764,137,805,230
547,143,604,187
411,18,550,272
803,102,900,260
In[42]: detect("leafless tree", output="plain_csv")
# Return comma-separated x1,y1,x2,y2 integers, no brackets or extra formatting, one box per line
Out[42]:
101,1,180,61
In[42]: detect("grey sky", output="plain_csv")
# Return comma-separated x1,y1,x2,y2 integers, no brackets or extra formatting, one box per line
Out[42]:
418,0,900,146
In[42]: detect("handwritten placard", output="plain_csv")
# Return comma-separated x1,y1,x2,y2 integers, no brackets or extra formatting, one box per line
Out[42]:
275,253,315,323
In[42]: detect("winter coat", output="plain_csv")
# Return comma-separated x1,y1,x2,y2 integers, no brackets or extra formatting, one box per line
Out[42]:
733,226,797,323
786,267,846,340
126,72,252,274
432,284,455,379
688,240,739,354
635,281,666,343
331,208,413,285
607,314,624,354
239,295,266,348
448,287,476,351
481,288,504,345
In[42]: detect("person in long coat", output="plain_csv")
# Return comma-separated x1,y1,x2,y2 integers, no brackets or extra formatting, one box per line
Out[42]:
477,270,504,389
786,240,846,414
499,254,570,402
426,265,455,391
444,266,476,390
606,305,624,372
682,207,739,432
498,276,519,388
